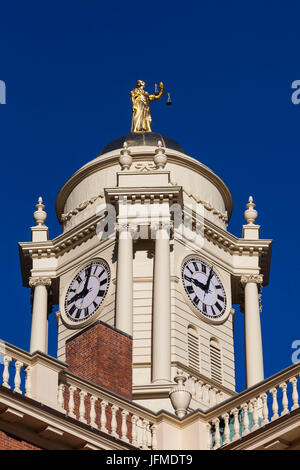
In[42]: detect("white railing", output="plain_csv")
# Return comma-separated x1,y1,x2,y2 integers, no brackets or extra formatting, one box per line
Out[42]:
207,364,300,449
175,364,234,408
0,343,32,398
59,373,157,449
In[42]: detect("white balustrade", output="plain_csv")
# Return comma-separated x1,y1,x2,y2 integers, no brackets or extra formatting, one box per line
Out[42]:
0,353,31,395
208,375,300,449
60,381,156,449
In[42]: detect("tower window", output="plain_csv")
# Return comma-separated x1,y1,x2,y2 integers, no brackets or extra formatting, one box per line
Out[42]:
187,326,200,371
210,339,222,384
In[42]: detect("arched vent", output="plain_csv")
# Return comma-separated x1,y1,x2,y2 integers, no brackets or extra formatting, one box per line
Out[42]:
187,326,200,371
210,339,222,384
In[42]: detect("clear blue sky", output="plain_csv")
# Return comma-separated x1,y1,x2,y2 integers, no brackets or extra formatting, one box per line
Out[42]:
0,1,299,392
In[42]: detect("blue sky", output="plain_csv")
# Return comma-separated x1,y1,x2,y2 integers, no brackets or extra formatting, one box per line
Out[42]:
0,0,299,392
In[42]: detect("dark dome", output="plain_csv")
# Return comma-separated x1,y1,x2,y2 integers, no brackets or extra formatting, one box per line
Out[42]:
100,132,185,155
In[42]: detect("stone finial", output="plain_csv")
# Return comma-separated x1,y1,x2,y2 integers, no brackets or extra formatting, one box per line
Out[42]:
244,196,258,225
119,141,132,170
153,140,167,169
169,370,192,418
33,197,47,226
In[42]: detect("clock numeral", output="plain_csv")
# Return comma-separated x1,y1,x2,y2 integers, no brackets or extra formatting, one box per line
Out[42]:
98,268,105,278
215,302,223,312
99,278,107,286
215,285,222,290
75,309,81,319
76,275,82,284
184,274,193,283
193,295,200,306
210,306,216,316
201,263,206,273
193,262,199,271
69,304,76,316
217,295,224,302
186,265,193,275
93,301,98,308
98,289,105,297
187,285,194,294
69,288,76,293
202,304,207,313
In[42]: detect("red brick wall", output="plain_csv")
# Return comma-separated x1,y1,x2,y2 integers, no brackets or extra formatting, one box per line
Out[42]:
0,430,41,450
66,321,132,400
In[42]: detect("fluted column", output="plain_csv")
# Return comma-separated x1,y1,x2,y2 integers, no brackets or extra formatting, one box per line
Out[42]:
29,277,51,354
152,222,171,383
115,223,133,336
241,274,264,387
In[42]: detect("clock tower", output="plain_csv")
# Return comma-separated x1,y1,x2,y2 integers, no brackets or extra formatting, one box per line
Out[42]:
19,128,271,416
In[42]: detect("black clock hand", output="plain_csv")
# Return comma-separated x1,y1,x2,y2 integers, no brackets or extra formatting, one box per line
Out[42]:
204,266,214,292
185,275,207,290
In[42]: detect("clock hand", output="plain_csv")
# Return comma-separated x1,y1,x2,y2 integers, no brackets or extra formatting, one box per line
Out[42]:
204,266,214,292
185,276,207,290
67,287,90,304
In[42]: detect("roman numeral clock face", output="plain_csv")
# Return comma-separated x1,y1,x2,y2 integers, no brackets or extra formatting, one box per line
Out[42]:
181,258,227,320
65,260,110,322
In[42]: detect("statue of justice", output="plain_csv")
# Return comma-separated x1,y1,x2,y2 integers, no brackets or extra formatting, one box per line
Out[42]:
130,80,171,132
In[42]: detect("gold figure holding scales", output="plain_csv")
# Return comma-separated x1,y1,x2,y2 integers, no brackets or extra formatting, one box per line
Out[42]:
130,80,171,132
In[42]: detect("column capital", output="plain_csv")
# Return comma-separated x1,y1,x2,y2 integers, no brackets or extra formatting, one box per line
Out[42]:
29,277,52,288
241,274,263,287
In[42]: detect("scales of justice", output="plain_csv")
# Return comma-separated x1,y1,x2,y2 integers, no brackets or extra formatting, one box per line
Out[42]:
130,80,172,133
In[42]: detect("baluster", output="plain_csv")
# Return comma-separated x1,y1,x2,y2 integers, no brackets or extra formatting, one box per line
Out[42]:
222,413,230,445
131,415,138,446
241,403,249,436
25,365,32,398
57,383,65,412
2,355,12,388
196,380,203,401
121,410,129,442
232,408,240,441
289,377,299,411
90,395,97,428
142,419,149,449
189,377,196,398
217,391,224,404
270,387,279,421
14,361,23,394
100,400,108,433
251,398,259,431
212,418,221,449
68,385,76,418
260,392,269,425
79,390,87,423
206,423,212,450
111,405,119,438
211,388,217,406
203,384,210,404
280,382,289,416
151,424,157,450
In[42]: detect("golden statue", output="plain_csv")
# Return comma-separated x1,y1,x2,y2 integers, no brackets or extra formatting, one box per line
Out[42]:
130,80,164,132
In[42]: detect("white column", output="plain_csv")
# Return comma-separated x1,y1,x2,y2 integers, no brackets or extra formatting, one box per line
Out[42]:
241,274,264,387
152,222,171,383
115,223,133,336
29,277,51,354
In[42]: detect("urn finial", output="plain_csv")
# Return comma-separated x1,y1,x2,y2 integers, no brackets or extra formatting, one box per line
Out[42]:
169,370,192,418
119,141,132,170
153,140,167,169
33,197,47,226
244,196,258,225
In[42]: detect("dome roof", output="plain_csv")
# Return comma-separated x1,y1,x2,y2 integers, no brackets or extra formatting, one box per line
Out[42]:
100,132,185,155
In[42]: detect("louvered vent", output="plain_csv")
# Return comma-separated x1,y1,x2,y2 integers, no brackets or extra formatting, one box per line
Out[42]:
210,340,222,384
187,328,200,371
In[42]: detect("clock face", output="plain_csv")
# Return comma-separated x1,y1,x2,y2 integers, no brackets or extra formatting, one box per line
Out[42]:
181,258,227,319
65,260,110,322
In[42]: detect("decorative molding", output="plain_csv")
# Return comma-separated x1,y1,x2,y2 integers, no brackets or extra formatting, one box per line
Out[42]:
29,277,52,288
61,193,104,223
169,180,228,223
240,274,263,286
134,162,156,172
